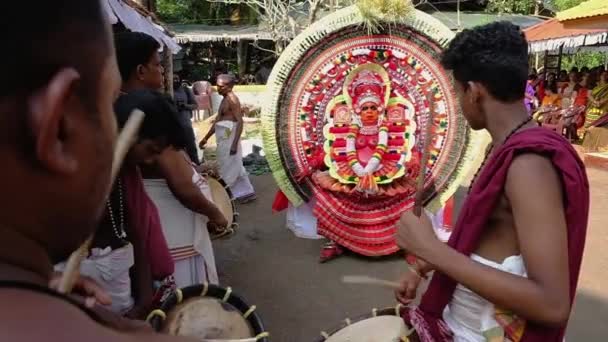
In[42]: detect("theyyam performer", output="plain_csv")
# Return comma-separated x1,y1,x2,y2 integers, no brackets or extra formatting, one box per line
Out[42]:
263,0,483,262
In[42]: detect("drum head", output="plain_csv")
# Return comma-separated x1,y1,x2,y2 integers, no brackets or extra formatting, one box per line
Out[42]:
325,316,407,342
207,177,234,227
163,297,253,339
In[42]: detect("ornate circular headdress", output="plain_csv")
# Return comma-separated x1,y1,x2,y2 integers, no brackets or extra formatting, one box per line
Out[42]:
344,64,390,114
262,1,486,215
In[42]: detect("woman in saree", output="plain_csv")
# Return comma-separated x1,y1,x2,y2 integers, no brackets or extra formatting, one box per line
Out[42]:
582,71,608,152
563,73,590,140
585,71,608,128
533,81,561,125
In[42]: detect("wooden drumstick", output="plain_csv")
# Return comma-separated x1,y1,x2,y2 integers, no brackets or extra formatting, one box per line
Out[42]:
406,92,436,266
341,275,401,290
57,109,145,294
413,93,435,218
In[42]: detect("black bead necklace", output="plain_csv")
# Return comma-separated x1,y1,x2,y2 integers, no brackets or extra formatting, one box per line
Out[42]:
468,116,533,194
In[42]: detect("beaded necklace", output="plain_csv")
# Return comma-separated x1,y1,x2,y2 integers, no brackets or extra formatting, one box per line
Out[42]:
106,179,127,240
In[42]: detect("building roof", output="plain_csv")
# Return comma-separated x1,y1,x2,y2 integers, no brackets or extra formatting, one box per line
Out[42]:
170,25,274,43
429,11,544,30
171,12,544,44
104,0,181,53
524,17,608,53
556,0,608,21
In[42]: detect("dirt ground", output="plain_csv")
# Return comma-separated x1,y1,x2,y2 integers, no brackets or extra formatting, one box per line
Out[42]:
211,167,608,341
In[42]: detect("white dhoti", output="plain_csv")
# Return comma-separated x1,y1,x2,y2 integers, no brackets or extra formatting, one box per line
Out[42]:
56,244,135,314
143,179,219,287
215,120,255,200
443,254,527,341
286,199,322,239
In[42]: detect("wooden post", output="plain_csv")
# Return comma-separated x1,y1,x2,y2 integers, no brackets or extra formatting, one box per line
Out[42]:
162,44,174,96
237,39,248,80
557,45,563,72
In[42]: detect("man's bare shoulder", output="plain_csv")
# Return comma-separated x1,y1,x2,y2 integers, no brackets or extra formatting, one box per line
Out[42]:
506,152,564,206
227,92,240,104
508,153,560,182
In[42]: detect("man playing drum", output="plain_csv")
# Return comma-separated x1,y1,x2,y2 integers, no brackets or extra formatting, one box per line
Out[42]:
115,31,227,288
395,22,589,342
0,1,197,340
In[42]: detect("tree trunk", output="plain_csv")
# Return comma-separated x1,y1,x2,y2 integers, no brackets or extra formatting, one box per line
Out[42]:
134,0,156,13
237,40,249,79
162,45,174,96
308,0,321,25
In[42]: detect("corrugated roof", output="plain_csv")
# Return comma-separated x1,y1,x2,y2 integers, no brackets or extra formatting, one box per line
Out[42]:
524,18,608,52
430,11,544,30
171,12,544,44
556,0,608,21
170,25,274,43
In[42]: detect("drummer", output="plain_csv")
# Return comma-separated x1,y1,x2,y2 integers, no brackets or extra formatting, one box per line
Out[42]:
0,1,195,340
115,31,228,287
54,90,190,319
395,22,588,341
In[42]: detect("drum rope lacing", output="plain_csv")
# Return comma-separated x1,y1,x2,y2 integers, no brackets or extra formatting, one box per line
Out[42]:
318,304,419,341
145,283,270,341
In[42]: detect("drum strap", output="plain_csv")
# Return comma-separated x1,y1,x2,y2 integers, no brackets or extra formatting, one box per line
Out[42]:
0,280,103,323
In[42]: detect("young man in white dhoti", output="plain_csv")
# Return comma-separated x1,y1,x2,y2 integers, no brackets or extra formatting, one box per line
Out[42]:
199,74,256,203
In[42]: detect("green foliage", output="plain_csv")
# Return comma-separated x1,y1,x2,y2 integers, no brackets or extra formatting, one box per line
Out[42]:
562,52,607,71
484,0,588,16
486,0,536,14
551,0,585,11
156,0,257,25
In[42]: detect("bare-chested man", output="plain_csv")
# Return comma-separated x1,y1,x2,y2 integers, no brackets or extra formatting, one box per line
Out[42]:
395,22,588,341
199,74,256,202
0,1,195,341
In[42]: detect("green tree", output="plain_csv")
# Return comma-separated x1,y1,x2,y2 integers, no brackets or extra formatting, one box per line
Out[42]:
562,52,608,71
551,0,585,11
156,0,257,25
486,0,536,14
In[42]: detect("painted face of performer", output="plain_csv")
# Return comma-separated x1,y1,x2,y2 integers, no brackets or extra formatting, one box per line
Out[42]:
360,101,380,126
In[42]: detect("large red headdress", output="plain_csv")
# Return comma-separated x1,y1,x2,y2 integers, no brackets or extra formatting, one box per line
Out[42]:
344,64,390,114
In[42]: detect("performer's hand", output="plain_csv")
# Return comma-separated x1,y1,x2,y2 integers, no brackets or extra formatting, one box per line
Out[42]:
395,268,422,305
230,146,238,155
199,138,207,149
395,211,441,261
209,211,229,230
49,272,112,308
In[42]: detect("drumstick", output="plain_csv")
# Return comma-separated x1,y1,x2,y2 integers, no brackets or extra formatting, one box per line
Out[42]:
341,275,401,290
413,93,435,218
57,109,145,294
406,93,436,265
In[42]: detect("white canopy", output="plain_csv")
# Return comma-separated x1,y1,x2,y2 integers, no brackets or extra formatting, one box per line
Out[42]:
103,0,181,54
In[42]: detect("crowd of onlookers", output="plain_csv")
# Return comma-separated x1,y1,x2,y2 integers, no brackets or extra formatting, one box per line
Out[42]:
529,65,608,142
